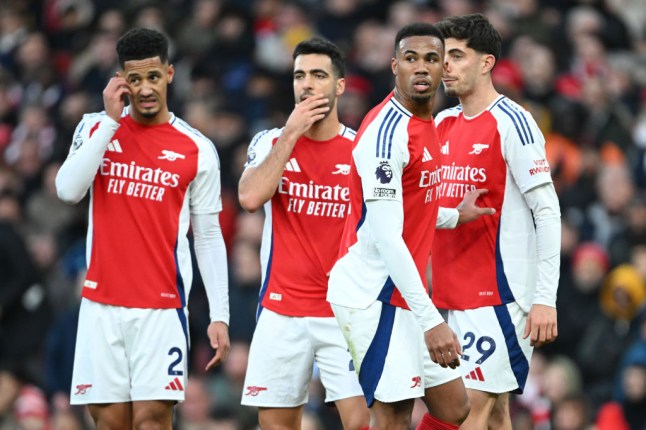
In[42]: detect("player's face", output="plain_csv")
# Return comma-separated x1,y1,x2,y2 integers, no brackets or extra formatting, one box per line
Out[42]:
122,56,174,125
392,35,444,109
442,38,485,98
293,53,344,121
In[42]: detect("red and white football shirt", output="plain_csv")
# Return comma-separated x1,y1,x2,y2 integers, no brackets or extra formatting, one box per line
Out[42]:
432,96,552,311
327,92,443,310
70,110,221,309
245,125,355,317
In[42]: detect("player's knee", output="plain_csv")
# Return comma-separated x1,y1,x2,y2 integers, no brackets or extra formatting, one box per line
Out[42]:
440,392,471,426
340,410,371,430
134,416,170,430
453,394,471,425
133,407,172,430
487,399,510,429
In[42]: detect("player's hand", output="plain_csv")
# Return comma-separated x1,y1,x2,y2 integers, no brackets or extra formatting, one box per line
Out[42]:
283,94,330,138
205,321,230,371
456,188,496,226
524,304,557,347
424,322,462,369
103,73,131,123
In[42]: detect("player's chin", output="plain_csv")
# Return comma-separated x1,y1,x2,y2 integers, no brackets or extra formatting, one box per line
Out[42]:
443,87,460,98
411,93,432,103
138,107,160,118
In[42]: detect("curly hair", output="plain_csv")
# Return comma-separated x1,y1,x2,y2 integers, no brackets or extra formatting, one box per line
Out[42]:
394,22,444,55
116,28,169,68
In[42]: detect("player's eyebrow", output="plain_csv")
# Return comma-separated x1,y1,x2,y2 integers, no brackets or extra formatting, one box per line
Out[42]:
294,68,329,76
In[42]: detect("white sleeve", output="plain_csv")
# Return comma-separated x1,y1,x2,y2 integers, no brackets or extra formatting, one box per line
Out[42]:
355,125,407,202
524,182,561,308
500,102,552,193
244,128,281,169
189,140,222,214
436,207,459,229
55,115,120,204
191,213,229,324
366,199,445,332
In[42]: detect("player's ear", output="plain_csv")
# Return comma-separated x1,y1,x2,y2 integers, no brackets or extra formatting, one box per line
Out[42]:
167,64,175,84
391,57,397,75
483,55,495,75
336,77,345,96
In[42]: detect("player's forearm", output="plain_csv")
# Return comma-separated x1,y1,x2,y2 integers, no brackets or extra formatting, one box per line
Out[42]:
56,116,119,204
366,200,445,331
525,183,561,307
192,213,230,324
238,130,300,212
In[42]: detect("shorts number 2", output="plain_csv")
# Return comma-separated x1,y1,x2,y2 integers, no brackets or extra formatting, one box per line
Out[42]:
167,347,184,376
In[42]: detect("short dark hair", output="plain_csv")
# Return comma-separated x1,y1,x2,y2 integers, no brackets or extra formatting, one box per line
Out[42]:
293,37,345,78
436,14,501,63
116,28,169,68
394,22,444,54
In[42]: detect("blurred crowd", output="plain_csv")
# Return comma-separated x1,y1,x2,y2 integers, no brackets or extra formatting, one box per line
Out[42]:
1,0,646,429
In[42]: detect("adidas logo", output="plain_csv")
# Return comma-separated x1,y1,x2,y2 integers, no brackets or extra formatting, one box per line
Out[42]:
165,377,184,391
285,158,301,172
464,367,485,382
422,147,433,162
440,141,449,155
106,139,123,153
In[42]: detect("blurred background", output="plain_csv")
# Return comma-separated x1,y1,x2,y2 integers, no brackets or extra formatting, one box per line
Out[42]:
0,0,645,429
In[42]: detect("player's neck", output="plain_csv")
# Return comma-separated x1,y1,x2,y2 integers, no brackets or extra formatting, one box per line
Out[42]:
304,115,341,141
393,88,434,120
459,83,500,118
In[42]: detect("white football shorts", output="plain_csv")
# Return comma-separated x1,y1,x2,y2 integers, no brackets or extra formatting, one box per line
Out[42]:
332,301,461,407
448,301,533,394
241,308,364,407
70,298,190,404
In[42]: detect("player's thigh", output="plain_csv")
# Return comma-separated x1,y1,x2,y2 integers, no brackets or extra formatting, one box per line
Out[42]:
448,302,533,394
371,398,415,430
242,309,314,407
309,316,364,403
422,376,470,425
334,396,370,430
127,307,189,402
258,406,304,430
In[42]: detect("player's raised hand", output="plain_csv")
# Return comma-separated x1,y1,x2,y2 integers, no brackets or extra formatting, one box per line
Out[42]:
524,304,557,347
455,188,496,226
284,93,330,137
424,322,462,369
103,73,131,123
205,321,231,371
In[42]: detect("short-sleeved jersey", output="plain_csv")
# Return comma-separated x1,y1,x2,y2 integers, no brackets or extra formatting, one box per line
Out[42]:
327,92,443,310
71,109,222,309
431,96,552,311
245,125,356,317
